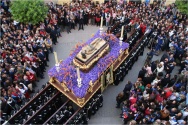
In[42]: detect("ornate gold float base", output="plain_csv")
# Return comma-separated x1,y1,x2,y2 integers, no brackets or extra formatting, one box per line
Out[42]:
49,79,101,108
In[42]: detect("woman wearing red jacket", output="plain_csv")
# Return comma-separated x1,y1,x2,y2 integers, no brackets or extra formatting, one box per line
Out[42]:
140,22,146,35
161,87,173,100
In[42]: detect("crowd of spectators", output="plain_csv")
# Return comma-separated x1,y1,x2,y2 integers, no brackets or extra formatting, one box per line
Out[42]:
115,1,188,125
0,0,187,124
0,0,63,123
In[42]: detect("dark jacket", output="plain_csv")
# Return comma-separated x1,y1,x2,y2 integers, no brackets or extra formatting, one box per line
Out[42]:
65,17,71,26
123,83,132,94
138,68,146,79
143,76,154,86
37,52,46,61
50,29,57,39
45,26,51,34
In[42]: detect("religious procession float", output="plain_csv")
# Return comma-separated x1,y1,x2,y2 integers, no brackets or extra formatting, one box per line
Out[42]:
48,25,129,108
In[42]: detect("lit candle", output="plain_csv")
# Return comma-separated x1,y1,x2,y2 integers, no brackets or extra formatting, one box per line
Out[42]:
100,16,103,28
76,67,80,79
120,26,124,38
53,52,58,64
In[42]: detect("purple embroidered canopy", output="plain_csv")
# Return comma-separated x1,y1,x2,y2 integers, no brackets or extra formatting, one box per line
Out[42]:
48,30,129,98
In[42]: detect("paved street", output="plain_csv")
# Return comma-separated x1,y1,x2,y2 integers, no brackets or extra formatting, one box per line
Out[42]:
35,25,179,124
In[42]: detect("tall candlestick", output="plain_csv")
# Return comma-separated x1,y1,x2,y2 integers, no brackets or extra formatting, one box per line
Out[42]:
99,27,103,35
54,52,58,64
100,16,103,28
55,63,60,72
119,37,123,46
120,26,124,38
77,78,82,88
76,67,80,79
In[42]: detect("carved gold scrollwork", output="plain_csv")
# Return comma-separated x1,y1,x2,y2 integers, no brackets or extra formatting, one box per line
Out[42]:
110,65,114,84
100,74,105,92
61,83,70,92
77,98,85,106
83,64,87,68
125,49,129,54
49,77,55,83
88,80,94,93
118,49,124,61
118,55,122,61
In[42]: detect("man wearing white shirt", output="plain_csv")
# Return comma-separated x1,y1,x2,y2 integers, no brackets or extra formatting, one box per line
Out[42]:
169,30,175,37
36,36,44,45
105,12,111,26
120,15,125,23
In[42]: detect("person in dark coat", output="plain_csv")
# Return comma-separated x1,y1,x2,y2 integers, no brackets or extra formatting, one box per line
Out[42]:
138,67,146,79
45,25,52,34
54,22,61,37
123,81,132,94
50,26,57,45
78,11,84,30
37,49,47,72
83,10,88,25
59,12,65,32
44,18,50,27
160,51,170,62
124,16,131,25
151,60,159,72
179,57,188,74
116,81,132,108
160,74,170,88
65,15,71,34
175,45,184,62
143,74,155,86
165,62,176,74
116,92,125,108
